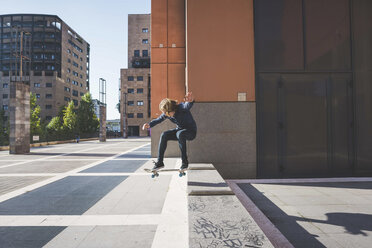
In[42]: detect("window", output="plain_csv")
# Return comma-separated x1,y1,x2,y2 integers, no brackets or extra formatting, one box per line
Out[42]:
134,50,140,57
34,83,41,88
46,116,52,121
36,94,40,99
67,58,71,63
80,92,84,96
137,76,143,81
137,113,143,118
72,80,79,86
73,52,79,59
45,105,52,109
46,83,52,87
3,83,8,88
128,113,134,118
137,101,144,106
67,68,71,73
73,90,78,97
3,94,8,99
128,101,134,106
128,76,134,81
64,87,70,92
128,88,134,94
73,99,78,106
142,50,148,57
67,78,71,83
142,28,148,33
64,97,70,102
142,39,149,44
80,83,83,87
73,71,79,77
137,88,144,94
46,94,52,99
73,61,79,67
3,105,8,110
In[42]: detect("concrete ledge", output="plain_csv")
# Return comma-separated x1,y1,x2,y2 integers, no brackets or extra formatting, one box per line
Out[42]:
188,163,274,247
187,164,232,195
188,163,215,170
0,137,99,151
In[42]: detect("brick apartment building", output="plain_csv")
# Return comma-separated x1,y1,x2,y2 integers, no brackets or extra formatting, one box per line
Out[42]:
120,14,151,136
151,0,372,179
0,14,90,121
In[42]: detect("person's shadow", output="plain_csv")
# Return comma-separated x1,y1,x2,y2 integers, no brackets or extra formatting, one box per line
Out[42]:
295,212,372,236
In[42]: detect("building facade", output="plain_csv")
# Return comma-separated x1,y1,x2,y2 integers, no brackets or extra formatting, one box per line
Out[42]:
0,14,90,121
151,0,372,179
120,14,151,136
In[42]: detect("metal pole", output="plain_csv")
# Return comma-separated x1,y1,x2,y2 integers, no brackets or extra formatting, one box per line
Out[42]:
20,31,23,80
124,92,128,138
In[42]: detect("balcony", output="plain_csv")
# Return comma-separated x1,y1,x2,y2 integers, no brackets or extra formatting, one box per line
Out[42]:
131,56,150,68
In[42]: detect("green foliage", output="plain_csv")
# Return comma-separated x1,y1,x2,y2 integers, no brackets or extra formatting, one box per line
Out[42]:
47,116,63,131
63,101,77,132
30,93,41,137
44,93,99,142
77,93,99,134
0,109,9,146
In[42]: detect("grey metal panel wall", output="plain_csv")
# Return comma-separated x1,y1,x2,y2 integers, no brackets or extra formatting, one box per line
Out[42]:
255,0,357,178
353,0,372,174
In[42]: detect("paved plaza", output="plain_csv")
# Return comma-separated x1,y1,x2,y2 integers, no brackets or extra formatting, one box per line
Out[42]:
0,138,188,248
0,138,372,247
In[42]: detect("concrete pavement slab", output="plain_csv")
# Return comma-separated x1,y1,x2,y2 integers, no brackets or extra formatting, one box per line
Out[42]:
0,226,66,248
235,180,372,248
0,176,51,195
0,160,96,174
44,225,156,248
0,176,127,215
84,175,171,215
80,159,148,173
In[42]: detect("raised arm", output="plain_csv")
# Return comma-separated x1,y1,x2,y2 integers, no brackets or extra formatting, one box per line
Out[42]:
183,92,195,110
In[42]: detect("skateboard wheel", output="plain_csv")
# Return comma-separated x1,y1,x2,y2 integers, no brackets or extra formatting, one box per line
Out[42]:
151,174,155,178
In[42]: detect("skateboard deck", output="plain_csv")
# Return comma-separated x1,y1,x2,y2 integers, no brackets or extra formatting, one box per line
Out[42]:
144,168,187,178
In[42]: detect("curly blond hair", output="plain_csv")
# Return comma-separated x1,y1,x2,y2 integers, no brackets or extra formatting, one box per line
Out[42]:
159,98,178,114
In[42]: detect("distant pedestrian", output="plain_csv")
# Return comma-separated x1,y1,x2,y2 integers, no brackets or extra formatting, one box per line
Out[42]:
142,92,197,171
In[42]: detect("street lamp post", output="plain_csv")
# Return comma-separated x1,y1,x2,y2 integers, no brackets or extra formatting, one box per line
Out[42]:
124,92,128,138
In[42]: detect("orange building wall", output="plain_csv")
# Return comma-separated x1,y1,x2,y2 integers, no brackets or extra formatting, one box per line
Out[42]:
186,0,255,102
151,0,186,118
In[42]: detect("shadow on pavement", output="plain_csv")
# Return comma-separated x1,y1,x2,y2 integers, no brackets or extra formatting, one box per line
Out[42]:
294,213,372,236
238,183,327,248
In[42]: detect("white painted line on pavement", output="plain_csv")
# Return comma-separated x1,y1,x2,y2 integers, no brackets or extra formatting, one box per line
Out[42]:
0,140,136,169
151,159,189,248
0,214,161,226
0,142,150,203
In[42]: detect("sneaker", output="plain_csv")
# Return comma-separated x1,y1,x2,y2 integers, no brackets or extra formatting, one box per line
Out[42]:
180,162,188,170
152,161,164,171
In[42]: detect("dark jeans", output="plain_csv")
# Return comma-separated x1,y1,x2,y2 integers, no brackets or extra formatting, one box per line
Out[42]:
158,128,196,164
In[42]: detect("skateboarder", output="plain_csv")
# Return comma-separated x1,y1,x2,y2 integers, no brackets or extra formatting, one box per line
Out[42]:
142,92,197,172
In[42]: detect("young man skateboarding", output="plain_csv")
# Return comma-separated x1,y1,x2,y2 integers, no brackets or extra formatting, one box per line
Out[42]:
142,92,197,171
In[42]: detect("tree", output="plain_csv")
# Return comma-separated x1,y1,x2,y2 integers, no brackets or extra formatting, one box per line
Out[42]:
0,109,9,146
30,93,41,137
77,93,99,134
63,101,77,132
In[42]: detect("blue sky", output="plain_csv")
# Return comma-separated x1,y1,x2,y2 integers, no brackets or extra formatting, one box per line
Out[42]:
0,0,151,119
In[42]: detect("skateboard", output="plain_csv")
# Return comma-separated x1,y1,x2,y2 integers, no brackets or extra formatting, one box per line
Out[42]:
144,168,187,178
